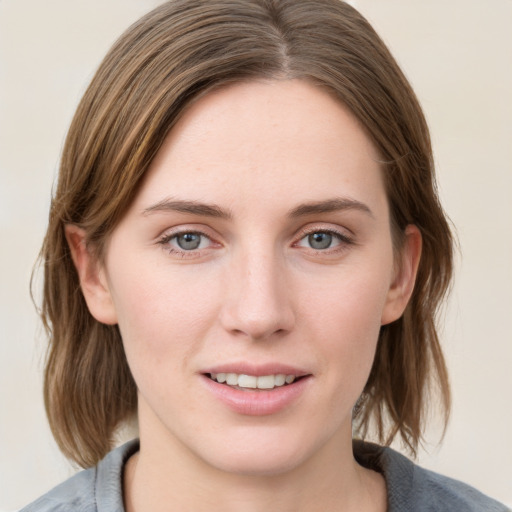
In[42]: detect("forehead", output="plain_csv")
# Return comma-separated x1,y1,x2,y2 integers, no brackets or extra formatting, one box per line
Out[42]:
133,79,385,216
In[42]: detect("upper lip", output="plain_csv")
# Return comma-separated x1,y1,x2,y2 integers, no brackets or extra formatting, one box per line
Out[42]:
201,362,311,377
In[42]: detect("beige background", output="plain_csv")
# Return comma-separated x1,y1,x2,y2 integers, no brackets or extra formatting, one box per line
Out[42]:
1,0,511,510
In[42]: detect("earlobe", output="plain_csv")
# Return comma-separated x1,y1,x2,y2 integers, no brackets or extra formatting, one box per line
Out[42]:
64,224,118,325
381,225,422,325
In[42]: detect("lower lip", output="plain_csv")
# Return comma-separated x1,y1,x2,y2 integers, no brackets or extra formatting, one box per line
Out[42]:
200,375,311,416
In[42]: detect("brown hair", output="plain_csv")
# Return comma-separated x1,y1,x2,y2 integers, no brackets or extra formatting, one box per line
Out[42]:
38,0,453,467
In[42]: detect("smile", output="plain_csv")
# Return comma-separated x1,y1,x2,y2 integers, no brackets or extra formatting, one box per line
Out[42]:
208,373,297,390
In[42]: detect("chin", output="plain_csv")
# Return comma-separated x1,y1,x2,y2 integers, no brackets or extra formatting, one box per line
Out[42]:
209,449,307,477
192,426,325,477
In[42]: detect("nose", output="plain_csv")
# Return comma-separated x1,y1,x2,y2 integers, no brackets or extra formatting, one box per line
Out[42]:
219,249,295,341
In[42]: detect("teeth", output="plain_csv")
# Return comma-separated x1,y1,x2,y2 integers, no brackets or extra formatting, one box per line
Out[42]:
256,375,275,389
226,373,238,385
209,373,297,389
238,374,257,388
274,374,286,386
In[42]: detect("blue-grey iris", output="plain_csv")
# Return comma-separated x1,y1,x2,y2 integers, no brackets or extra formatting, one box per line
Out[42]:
177,233,201,250
308,232,332,250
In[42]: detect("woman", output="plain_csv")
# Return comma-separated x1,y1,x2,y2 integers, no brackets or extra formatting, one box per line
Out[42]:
22,0,508,511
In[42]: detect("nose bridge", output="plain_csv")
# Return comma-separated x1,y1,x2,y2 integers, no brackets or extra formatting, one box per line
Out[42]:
220,242,294,340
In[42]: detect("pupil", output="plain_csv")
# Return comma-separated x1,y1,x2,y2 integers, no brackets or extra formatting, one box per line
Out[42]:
177,233,201,250
309,232,332,250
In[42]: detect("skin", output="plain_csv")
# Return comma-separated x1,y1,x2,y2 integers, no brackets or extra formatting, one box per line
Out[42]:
67,79,421,512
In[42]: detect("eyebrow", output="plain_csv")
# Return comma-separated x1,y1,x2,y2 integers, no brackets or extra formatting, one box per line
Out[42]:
142,198,232,219
289,198,374,219
142,196,373,220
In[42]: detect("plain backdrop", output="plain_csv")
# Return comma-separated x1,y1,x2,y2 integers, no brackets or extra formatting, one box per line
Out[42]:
1,0,511,510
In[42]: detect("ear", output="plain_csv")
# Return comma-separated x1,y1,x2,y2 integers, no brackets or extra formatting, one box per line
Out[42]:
381,225,422,325
65,224,118,325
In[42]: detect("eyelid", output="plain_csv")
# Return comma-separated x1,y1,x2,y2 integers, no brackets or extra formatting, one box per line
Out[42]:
294,224,354,242
156,223,219,241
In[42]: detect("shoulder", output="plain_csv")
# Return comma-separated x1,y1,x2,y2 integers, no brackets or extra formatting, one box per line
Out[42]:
19,466,97,512
20,439,139,512
353,440,510,512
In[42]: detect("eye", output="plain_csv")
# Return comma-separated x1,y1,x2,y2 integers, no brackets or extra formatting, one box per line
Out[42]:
173,232,206,251
295,229,353,251
306,232,335,250
158,230,214,255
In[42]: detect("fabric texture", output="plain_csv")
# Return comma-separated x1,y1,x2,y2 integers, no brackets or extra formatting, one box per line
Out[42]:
21,439,509,511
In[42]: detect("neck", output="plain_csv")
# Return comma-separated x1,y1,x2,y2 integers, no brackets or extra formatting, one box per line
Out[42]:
124,419,386,512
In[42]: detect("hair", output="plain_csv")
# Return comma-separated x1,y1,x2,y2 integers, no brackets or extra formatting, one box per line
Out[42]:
38,0,453,468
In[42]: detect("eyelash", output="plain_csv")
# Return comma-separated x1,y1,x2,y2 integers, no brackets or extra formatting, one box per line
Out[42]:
157,226,355,258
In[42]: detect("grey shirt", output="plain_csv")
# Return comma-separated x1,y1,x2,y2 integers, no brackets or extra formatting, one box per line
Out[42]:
21,439,509,511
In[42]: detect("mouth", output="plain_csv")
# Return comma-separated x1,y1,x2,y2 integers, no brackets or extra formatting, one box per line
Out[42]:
206,372,306,391
200,368,312,415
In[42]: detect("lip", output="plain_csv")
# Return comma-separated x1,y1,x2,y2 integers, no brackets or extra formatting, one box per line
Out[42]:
201,362,310,377
199,363,312,416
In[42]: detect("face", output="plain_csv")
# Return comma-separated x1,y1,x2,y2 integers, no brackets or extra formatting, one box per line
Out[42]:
76,79,418,475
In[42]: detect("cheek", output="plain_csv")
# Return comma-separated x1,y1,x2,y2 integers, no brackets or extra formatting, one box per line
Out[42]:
107,260,221,374
300,262,391,376
306,263,390,332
